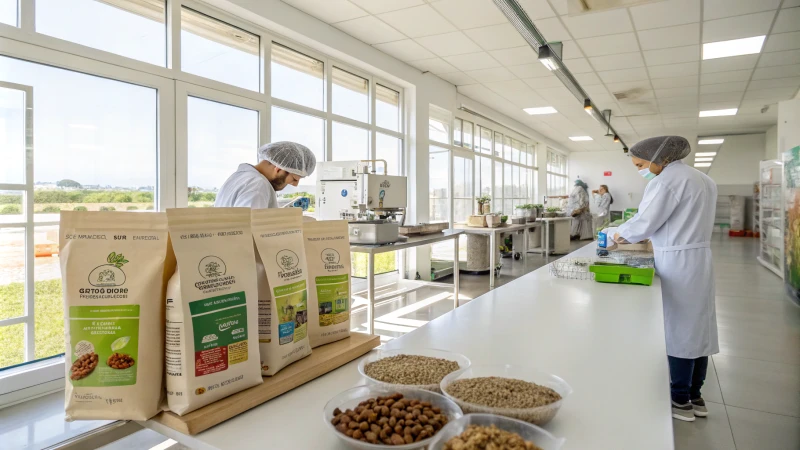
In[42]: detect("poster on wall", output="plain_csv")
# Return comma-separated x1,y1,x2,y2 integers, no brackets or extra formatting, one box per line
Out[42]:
785,145,800,304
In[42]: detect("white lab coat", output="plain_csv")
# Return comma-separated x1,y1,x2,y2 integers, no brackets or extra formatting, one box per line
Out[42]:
593,192,612,218
214,163,278,209
567,186,593,239
617,161,719,359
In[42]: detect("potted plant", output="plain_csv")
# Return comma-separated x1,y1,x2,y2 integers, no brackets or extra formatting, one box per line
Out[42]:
532,204,544,219
544,206,562,218
486,213,501,228
476,195,491,214
500,214,508,224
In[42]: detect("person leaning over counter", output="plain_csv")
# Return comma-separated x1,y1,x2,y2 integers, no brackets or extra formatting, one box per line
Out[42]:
612,135,718,423
215,141,317,209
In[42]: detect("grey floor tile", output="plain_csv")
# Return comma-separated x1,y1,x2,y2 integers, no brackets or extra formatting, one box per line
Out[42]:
703,357,724,404
716,325,800,366
713,354,800,417
726,405,800,450
673,401,736,450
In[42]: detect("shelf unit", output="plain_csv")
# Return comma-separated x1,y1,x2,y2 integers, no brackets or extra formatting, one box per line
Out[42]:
757,160,784,278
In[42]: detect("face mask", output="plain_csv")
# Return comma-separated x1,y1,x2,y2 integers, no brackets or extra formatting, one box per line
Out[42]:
639,168,657,181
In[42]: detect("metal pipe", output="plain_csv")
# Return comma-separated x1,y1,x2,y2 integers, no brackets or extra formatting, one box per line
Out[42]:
360,159,388,174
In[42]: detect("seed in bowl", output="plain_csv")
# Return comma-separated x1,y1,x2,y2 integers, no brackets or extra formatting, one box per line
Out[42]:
445,377,561,409
365,355,460,385
443,424,543,450
331,393,448,445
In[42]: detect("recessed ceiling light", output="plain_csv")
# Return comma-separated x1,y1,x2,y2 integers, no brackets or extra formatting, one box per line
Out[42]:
699,108,737,117
569,136,593,141
703,36,766,60
696,152,717,157
694,163,712,167
695,157,714,162
698,139,724,145
523,107,558,115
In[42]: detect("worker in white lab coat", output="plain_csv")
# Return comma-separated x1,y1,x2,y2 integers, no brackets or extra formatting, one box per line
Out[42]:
613,135,718,423
592,184,613,229
215,142,316,209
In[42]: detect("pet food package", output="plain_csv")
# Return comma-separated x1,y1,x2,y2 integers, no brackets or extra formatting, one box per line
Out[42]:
303,220,351,348
60,211,174,421
252,208,312,376
165,208,262,416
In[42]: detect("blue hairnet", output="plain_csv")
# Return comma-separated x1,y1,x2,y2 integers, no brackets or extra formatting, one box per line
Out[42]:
574,179,588,190
257,141,317,177
629,135,691,165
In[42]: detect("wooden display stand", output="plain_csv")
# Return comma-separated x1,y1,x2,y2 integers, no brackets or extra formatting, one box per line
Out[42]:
149,332,380,435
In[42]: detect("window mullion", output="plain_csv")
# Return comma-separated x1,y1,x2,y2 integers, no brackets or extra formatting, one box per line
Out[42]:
19,0,34,31
167,0,181,71
325,60,332,163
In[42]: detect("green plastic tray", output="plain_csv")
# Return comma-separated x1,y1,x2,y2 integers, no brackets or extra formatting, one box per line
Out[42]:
589,264,655,286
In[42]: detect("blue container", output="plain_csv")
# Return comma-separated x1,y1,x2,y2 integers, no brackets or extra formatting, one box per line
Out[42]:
598,230,608,248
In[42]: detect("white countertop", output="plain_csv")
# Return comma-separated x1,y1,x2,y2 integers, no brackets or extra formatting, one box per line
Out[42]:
143,243,673,450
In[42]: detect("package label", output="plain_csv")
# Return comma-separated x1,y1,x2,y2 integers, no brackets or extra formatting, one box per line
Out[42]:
189,292,249,377
273,280,308,345
68,305,140,387
316,274,349,327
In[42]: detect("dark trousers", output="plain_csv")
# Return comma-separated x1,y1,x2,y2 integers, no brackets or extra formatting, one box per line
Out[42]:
668,355,708,404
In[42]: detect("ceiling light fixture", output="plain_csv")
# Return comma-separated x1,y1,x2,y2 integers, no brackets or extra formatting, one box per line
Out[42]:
523,106,558,115
695,157,714,162
698,138,724,145
694,163,712,167
584,99,592,111
538,45,558,71
695,152,717,157
613,134,620,143
623,147,629,153
569,136,593,141
699,108,737,117
702,35,766,60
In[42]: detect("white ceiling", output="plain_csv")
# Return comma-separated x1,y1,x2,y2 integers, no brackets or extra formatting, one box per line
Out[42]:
281,0,800,153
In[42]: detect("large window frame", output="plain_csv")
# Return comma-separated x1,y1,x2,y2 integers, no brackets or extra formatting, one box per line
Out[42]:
546,148,569,197
0,0,404,405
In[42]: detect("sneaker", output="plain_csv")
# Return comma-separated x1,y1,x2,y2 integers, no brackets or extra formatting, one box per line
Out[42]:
691,398,709,417
672,401,695,422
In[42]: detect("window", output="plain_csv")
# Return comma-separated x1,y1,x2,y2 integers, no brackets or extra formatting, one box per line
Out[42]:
0,56,158,371
271,43,324,110
376,133,401,175
453,118,462,147
476,156,491,198
187,97,259,204
1,87,24,184
36,0,166,66
181,7,259,91
503,135,512,161
547,149,568,196
453,156,473,223
332,121,368,161
494,161,503,214
376,84,400,132
270,106,324,194
1,0,16,26
333,67,368,123
429,104,450,144
462,120,473,150
429,147,449,222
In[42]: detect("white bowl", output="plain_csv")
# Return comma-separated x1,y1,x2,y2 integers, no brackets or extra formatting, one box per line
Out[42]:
323,385,464,450
428,414,566,450
358,348,471,393
440,365,572,425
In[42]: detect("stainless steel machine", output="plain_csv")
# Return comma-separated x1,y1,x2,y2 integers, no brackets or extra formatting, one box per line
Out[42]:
316,160,407,244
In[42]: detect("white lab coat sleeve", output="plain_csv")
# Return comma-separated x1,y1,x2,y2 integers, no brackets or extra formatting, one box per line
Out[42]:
233,187,270,209
595,193,611,215
617,182,679,243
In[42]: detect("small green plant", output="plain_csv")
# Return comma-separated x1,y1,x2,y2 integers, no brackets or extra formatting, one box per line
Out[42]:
546,206,561,213
516,204,534,210
1,204,22,215
532,204,544,209
126,206,139,211
475,195,491,205
500,215,508,223
499,244,511,253
99,206,116,211
39,205,61,213
73,206,88,211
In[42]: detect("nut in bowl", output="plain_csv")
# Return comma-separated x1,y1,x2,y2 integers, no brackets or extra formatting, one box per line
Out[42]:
358,348,471,393
429,414,565,450
323,385,464,450
439,365,572,426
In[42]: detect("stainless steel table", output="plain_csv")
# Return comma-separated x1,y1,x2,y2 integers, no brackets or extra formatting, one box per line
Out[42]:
454,223,538,289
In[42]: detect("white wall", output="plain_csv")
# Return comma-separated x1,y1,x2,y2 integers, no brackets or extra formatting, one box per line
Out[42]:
707,134,764,188
568,151,648,212
765,125,778,161
779,98,800,161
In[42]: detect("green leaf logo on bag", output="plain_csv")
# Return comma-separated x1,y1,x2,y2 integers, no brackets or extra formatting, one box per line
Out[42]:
277,249,302,279
88,252,128,287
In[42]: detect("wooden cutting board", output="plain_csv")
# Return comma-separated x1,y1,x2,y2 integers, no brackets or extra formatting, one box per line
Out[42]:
149,332,380,435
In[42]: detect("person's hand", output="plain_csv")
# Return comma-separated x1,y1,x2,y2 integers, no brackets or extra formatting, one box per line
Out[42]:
612,233,630,244
592,190,598,194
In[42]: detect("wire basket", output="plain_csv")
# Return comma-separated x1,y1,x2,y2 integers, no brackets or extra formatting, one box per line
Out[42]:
596,250,655,268
549,257,595,280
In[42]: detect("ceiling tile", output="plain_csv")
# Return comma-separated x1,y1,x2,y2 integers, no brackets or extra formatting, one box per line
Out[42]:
507,63,553,78
752,64,800,80
589,52,645,71
348,0,424,14
560,40,585,59
334,16,406,44
605,81,653,95
489,46,538,66
764,32,800,52
737,100,778,115
772,7,800,34
658,103,699,114
464,24,528,50
598,67,649,83
700,69,753,84
561,9,633,39
584,84,610,97
282,0,368,23
377,5,456,38
517,0,557,19
573,72,603,85
563,58,593,73
532,17,573,41
373,39,436,60
701,54,759,74
522,76,565,89
702,11,775,43
549,0,568,15
630,0,701,30
698,100,740,110
757,49,800,67
649,61,700,79
783,0,800,7
655,86,699,98
500,90,551,108
443,51,502,71
699,91,744,103
415,32,483,56
484,79,531,94
429,0,508,29
658,95,698,107
464,67,516,82
637,23,700,50
747,77,800,90
407,57,459,74
699,81,749,93
535,85,576,100
437,71,479,85
643,45,701,65
703,0,780,21
619,102,660,115
577,33,640,57
743,86,799,101
650,76,698,89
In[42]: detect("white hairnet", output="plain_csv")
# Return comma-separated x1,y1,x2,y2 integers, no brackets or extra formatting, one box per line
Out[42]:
629,135,691,165
257,141,317,177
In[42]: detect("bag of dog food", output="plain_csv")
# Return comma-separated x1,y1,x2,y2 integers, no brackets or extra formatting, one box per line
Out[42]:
252,208,312,376
60,211,174,421
165,208,262,416
303,220,351,348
